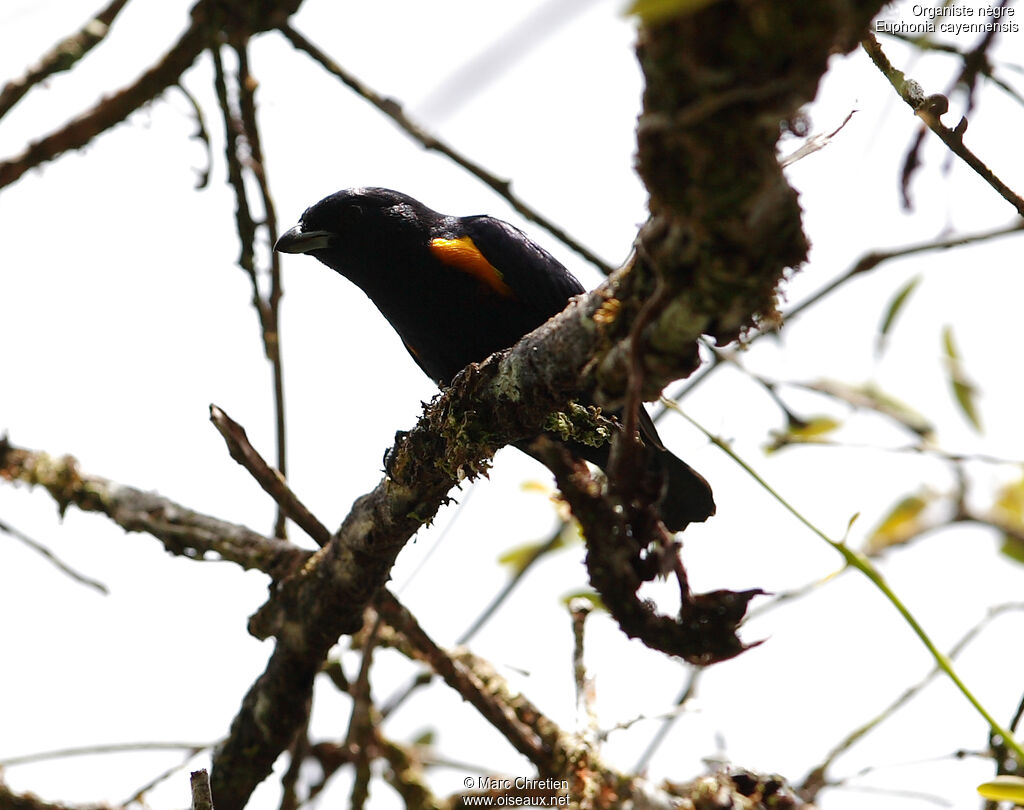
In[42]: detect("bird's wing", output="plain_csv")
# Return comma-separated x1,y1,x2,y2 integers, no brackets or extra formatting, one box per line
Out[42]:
459,215,586,319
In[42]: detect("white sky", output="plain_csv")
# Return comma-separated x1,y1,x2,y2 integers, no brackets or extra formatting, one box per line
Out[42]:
2,1,1023,808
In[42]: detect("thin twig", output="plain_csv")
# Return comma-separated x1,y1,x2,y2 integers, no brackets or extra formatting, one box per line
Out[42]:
375,735,444,810
234,41,289,539
279,715,312,810
0,22,207,190
570,600,598,746
211,45,289,537
671,403,1024,764
0,438,305,576
780,109,858,167
633,667,702,772
209,404,330,548
122,745,208,806
801,601,1024,800
276,23,613,276
381,507,571,718
348,616,382,810
0,783,106,810
0,0,130,120
375,591,559,771
458,521,570,644
862,32,1024,216
1011,693,1024,735
0,740,209,768
0,516,108,594
655,220,1024,413
191,769,214,810
176,81,213,188
763,433,1024,468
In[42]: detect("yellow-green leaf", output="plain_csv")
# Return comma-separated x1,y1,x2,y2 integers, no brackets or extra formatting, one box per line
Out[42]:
942,324,958,360
560,590,606,612
952,379,981,431
942,325,982,432
876,275,920,356
793,416,841,438
993,474,1024,565
977,776,1024,802
625,0,720,24
993,474,1024,525
520,478,575,522
1000,534,1024,565
803,380,933,438
859,383,933,437
412,729,436,747
765,416,841,452
498,540,556,574
498,524,578,574
865,494,930,553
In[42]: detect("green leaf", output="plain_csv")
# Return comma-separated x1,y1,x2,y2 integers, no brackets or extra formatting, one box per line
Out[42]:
993,474,1024,524
865,493,931,553
497,524,577,574
952,378,980,430
560,590,606,612
802,380,933,438
993,473,1024,565
854,384,933,438
625,0,720,24
1000,534,1024,565
941,324,957,360
875,275,920,357
941,325,982,432
791,416,842,438
498,540,555,574
411,729,436,747
977,776,1024,802
765,416,841,452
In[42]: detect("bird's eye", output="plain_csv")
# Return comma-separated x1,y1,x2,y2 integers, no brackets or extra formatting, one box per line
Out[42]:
344,204,364,220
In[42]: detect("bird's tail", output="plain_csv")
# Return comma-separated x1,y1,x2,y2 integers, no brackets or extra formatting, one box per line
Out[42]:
654,446,716,531
519,425,715,533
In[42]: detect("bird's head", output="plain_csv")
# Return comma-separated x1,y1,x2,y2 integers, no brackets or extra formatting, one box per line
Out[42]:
275,187,435,264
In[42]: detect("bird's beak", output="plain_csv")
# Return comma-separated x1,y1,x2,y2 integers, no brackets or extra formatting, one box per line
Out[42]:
274,224,334,254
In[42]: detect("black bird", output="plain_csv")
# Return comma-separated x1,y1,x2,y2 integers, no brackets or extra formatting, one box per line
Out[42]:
275,187,714,530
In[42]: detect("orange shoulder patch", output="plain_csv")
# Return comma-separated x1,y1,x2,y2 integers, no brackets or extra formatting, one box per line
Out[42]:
429,236,514,298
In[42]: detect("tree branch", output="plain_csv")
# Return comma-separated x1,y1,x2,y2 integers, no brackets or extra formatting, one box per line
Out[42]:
862,31,1024,216
0,0,130,121
0,435,306,579
1,4,896,807
0,22,206,191
618,3,886,401
0,0,304,191
210,290,609,807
